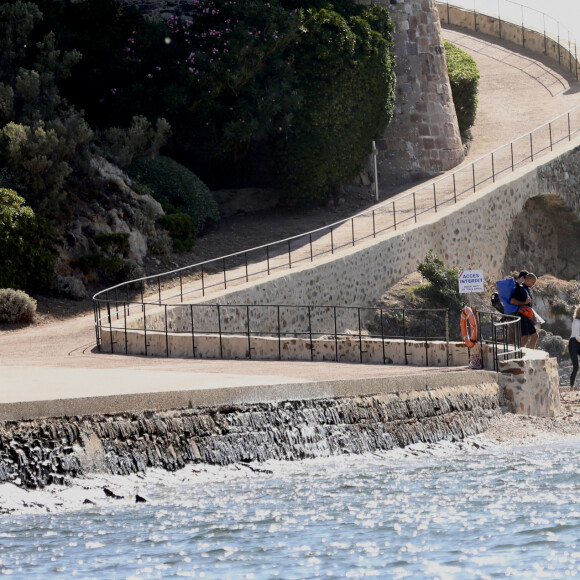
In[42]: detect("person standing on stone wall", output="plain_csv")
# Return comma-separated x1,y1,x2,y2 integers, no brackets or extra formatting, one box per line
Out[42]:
568,305,580,391
510,272,538,349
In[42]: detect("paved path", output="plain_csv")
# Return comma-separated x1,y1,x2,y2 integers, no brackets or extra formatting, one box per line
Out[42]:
2,25,579,412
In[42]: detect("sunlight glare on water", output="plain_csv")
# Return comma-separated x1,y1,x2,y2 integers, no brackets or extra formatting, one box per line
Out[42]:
0,440,579,578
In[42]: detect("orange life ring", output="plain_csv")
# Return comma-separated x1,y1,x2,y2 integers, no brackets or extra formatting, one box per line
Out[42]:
460,306,478,348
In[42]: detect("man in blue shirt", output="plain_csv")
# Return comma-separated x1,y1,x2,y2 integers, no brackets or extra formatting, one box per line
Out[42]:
510,272,538,349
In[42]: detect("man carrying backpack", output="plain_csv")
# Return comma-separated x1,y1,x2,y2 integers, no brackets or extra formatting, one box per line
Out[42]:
510,272,538,349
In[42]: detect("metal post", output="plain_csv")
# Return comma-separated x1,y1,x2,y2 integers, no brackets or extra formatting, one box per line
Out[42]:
424,311,429,367
413,192,417,222
179,270,183,302
266,246,270,275
308,306,313,361
433,183,437,213
124,302,128,355
403,309,408,365
530,133,534,162
330,227,334,254
380,307,386,364
511,142,514,171
217,305,223,359
277,305,282,360
310,233,313,261
334,306,338,362
190,304,195,358
491,152,495,183
245,253,249,282
158,277,161,304
472,164,476,192
373,141,379,202
165,304,169,357
351,219,355,246
201,264,205,297
549,122,553,151
453,173,457,203
247,305,251,360
372,210,376,238
288,240,292,269
393,202,397,231
358,307,363,364
223,258,227,289
143,303,148,357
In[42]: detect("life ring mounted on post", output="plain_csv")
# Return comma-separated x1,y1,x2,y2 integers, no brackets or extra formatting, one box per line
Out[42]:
460,306,478,348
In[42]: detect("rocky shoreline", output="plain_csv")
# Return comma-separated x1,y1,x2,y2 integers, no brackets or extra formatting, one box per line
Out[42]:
1,385,580,516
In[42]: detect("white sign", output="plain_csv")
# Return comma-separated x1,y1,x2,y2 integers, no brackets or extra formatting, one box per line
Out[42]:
458,269,484,294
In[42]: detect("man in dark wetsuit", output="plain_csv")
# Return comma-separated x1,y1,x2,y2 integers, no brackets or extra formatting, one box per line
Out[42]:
510,272,538,348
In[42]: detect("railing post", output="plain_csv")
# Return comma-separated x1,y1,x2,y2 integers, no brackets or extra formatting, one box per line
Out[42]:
245,252,249,282
491,152,495,183
277,305,281,360
372,210,376,238
308,306,313,361
158,277,161,304
511,142,514,171
530,132,534,162
107,301,114,354
358,307,363,364
217,305,223,359
179,270,183,302
568,112,571,141
223,258,227,289
351,219,355,246
393,202,397,231
165,304,169,358
288,240,292,269
310,233,313,261
453,173,457,203
549,122,553,151
201,264,205,297
403,309,408,365
143,303,148,357
330,227,334,255
266,246,270,275
472,164,476,192
380,307,386,364
424,311,429,367
247,305,251,360
334,306,338,362
124,302,128,355
413,192,417,222
445,310,450,366
433,183,437,213
190,304,195,358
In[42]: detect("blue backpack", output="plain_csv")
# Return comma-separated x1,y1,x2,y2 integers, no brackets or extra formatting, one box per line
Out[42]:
496,278,519,314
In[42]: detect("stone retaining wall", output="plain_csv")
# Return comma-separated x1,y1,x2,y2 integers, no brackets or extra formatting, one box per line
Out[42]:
0,382,501,489
437,3,579,79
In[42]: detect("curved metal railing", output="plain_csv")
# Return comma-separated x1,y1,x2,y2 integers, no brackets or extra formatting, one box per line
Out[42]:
93,3,575,367
95,301,522,370
93,104,580,310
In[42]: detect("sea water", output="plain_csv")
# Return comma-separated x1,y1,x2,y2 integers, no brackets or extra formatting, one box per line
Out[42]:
0,438,579,578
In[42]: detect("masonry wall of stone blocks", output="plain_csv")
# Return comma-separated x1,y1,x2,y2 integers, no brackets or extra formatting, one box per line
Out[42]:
437,3,579,80
371,0,465,185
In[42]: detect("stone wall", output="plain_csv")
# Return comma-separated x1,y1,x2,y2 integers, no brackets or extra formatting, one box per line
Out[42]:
0,382,501,488
371,0,465,184
437,3,579,79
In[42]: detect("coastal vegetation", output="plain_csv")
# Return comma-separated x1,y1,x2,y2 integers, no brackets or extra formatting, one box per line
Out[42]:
444,40,480,135
0,0,397,296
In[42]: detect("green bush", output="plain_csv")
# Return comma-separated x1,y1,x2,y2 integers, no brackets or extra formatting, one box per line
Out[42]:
157,213,197,253
0,188,55,291
276,4,396,204
416,250,462,311
95,232,131,257
445,41,479,135
0,288,37,324
128,156,219,233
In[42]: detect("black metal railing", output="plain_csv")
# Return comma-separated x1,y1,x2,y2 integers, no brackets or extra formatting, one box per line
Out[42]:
94,302,522,370
93,105,580,311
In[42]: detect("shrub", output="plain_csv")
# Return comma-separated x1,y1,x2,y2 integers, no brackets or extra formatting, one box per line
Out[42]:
54,275,87,300
158,213,197,253
537,331,566,361
95,232,130,257
445,40,479,135
0,188,55,291
128,156,219,233
416,250,462,311
276,4,396,204
0,288,37,324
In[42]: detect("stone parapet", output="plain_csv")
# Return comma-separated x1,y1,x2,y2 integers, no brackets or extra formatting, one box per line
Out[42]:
498,348,561,417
